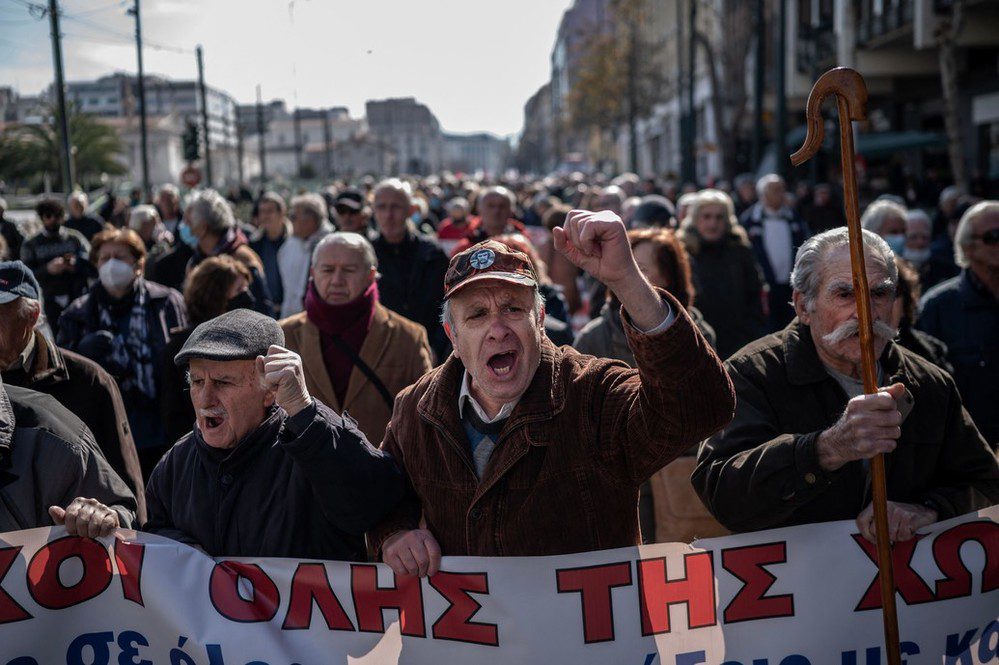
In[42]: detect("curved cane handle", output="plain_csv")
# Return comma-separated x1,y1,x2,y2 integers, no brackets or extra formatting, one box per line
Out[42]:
790,67,868,166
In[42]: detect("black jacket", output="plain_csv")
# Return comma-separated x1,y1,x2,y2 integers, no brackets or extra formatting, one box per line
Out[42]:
684,231,767,359
2,330,146,522
20,226,93,333
372,231,449,361
146,243,194,292
65,214,105,241
0,381,137,532
144,401,403,560
693,320,999,533
159,326,195,446
918,270,999,446
0,216,24,260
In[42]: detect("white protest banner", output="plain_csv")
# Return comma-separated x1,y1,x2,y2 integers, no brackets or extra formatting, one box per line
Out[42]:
0,506,995,665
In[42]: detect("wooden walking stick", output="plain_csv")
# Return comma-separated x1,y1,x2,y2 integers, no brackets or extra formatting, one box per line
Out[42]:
790,67,902,665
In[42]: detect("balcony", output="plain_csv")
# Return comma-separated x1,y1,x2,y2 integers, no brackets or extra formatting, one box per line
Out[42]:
856,0,915,46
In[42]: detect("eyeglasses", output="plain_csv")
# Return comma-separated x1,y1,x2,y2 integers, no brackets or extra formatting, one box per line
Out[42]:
973,229,999,245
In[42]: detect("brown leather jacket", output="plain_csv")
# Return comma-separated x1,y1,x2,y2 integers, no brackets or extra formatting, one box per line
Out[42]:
281,302,434,446
369,291,735,556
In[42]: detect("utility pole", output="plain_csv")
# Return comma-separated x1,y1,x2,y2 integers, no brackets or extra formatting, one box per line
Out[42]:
775,0,788,179
322,109,332,182
196,45,212,187
235,119,245,185
129,0,150,202
687,0,697,184
626,12,639,173
255,85,267,189
752,0,765,170
46,0,74,193
676,0,688,182
293,108,302,178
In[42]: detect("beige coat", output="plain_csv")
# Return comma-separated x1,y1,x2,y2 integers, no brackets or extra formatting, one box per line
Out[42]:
281,302,434,446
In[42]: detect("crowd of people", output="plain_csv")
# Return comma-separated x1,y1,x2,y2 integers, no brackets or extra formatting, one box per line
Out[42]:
0,169,994,572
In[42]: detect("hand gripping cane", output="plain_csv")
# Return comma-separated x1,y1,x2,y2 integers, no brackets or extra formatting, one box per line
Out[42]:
790,67,902,665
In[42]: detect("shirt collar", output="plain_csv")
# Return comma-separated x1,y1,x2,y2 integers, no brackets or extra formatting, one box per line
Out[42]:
458,371,518,424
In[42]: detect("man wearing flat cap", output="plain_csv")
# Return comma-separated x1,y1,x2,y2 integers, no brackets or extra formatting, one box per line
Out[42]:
369,209,735,577
143,308,404,559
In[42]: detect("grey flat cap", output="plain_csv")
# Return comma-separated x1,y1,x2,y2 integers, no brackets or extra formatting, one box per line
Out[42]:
174,308,284,366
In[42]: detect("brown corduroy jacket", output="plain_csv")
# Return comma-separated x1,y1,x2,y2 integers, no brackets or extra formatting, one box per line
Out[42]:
368,290,735,557
280,302,434,446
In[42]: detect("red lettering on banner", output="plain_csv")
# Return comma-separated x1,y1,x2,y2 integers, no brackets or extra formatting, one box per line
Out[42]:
853,535,935,610
429,571,499,646
556,562,633,643
932,521,999,600
351,564,426,637
26,537,112,610
0,546,31,624
113,540,145,606
282,563,355,631
209,562,280,623
638,552,716,635
722,542,794,623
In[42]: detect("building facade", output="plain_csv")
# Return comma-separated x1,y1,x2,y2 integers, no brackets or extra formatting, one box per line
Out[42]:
365,97,444,175
443,133,509,176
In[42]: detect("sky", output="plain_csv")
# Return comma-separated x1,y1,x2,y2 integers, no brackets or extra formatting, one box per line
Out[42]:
0,0,574,137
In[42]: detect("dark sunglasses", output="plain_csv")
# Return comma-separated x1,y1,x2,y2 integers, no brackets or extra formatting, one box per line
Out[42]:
974,228,999,245
335,205,359,215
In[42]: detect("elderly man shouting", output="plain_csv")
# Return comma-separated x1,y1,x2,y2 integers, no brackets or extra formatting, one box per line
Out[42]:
693,228,998,543
143,308,403,559
370,209,734,576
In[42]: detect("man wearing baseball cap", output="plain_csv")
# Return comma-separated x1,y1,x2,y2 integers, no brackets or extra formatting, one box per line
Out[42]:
143,308,404,559
0,261,145,519
370,209,735,576
333,188,370,235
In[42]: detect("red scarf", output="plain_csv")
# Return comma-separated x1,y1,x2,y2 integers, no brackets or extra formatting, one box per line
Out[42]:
304,280,378,406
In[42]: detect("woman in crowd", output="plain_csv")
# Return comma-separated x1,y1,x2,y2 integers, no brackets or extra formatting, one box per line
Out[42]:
573,227,722,545
493,233,574,346
575,227,715,364
679,189,767,359
57,228,187,477
159,255,254,446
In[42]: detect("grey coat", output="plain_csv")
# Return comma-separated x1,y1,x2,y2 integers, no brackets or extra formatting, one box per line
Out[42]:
0,382,137,532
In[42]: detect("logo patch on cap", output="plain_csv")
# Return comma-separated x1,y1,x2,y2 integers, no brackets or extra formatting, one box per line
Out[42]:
469,248,495,270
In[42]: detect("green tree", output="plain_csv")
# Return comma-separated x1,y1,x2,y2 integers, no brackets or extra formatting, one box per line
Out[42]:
0,104,126,191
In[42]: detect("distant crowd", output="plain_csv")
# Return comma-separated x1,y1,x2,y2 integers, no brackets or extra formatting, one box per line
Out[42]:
0,169,994,567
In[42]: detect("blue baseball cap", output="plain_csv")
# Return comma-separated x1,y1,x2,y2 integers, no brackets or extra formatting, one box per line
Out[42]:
0,261,41,304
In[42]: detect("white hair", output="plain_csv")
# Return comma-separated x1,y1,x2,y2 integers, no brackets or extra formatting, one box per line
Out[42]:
439,289,545,331
954,200,999,268
373,178,413,205
311,231,378,271
756,173,784,199
904,209,932,232
290,193,328,226
790,227,898,311
682,189,737,235
446,197,469,213
0,197,6,212
157,183,180,202
67,191,87,207
860,199,908,235
128,204,161,231
185,189,235,234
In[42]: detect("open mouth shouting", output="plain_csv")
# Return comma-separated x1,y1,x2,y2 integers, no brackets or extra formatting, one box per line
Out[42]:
486,350,518,379
199,409,227,433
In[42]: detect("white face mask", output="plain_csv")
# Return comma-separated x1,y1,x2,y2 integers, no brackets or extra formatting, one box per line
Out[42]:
98,258,136,293
903,247,932,267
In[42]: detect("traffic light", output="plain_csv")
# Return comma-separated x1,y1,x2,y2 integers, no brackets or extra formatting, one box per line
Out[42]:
183,120,200,163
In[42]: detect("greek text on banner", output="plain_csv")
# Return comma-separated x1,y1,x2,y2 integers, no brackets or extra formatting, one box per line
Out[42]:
0,505,996,664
